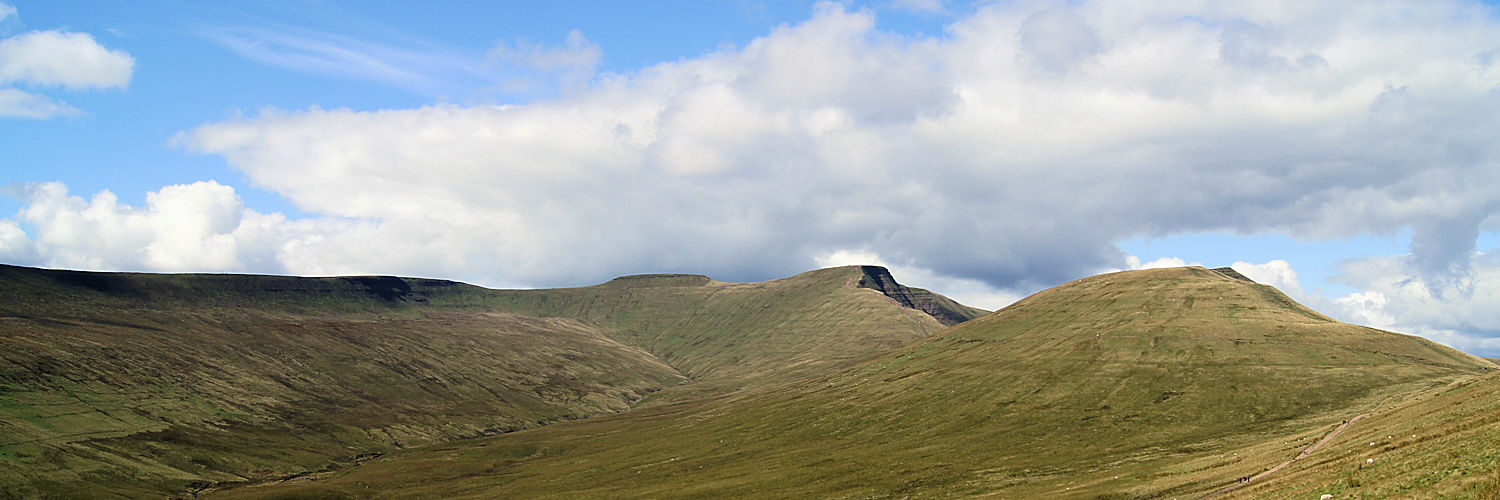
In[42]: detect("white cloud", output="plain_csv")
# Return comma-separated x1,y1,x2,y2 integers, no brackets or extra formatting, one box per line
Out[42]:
1331,290,1397,332
5,181,506,283
15,181,253,272
0,87,79,118
1231,260,1302,293
0,7,133,119
1329,251,1500,353
1017,6,1104,74
0,30,133,89
1127,256,1201,271
0,218,35,263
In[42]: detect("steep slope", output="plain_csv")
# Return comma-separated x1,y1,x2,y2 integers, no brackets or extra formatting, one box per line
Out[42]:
232,266,1493,498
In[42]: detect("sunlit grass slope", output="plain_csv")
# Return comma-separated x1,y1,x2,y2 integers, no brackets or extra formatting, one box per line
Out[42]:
226,266,1492,498
1216,371,1500,499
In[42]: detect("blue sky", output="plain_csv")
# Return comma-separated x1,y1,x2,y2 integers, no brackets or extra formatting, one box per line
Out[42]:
1,1,954,216
4,1,1500,355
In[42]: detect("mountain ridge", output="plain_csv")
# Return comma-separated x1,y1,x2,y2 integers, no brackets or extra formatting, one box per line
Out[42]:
466,265,987,390
229,266,1494,498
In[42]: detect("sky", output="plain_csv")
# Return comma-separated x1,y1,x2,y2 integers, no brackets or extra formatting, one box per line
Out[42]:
3,1,1500,356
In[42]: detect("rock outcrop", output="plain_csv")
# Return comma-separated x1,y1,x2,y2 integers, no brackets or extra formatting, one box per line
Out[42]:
856,265,988,327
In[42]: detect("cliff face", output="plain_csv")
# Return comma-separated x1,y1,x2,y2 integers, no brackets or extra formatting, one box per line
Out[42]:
855,265,989,327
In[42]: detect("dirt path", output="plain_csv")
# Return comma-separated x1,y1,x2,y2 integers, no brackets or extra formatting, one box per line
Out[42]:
1198,413,1368,499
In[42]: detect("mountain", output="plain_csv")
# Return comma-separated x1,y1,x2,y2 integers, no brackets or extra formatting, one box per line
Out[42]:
473,265,987,394
228,266,1493,498
0,264,977,497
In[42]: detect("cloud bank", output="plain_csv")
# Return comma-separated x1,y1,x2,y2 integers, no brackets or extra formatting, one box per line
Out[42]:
6,1,1500,352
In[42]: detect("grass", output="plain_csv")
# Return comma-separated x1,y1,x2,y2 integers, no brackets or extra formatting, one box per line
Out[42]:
1217,372,1500,499
0,264,970,497
0,304,687,496
214,267,1493,498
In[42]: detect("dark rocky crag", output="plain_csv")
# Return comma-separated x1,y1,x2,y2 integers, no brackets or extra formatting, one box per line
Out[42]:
856,265,988,326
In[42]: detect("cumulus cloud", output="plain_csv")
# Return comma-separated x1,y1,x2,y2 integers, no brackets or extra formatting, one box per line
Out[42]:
7,1,1500,351
3,181,508,283
1231,260,1303,294
13,181,257,272
0,30,133,89
0,6,133,118
0,218,35,263
1331,251,1500,354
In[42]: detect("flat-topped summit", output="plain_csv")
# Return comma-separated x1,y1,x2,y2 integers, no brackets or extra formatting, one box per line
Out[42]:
0,263,476,308
600,273,713,287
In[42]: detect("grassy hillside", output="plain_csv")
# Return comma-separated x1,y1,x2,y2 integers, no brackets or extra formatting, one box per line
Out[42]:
0,264,977,497
0,265,689,497
222,266,1493,498
467,265,986,394
1213,371,1500,499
